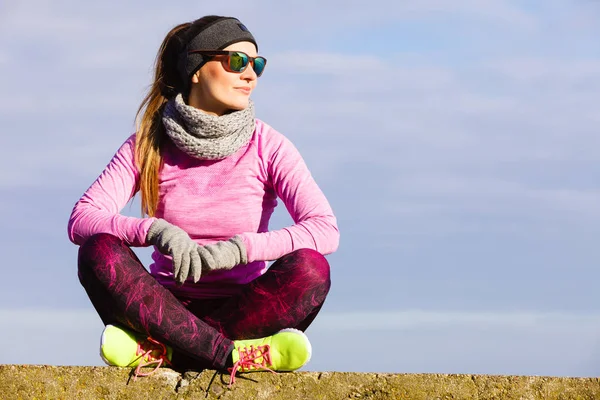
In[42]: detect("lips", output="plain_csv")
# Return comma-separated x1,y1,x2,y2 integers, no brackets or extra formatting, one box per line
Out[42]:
235,87,251,95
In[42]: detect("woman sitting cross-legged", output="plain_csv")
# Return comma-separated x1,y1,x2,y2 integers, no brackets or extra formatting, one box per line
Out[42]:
67,15,339,385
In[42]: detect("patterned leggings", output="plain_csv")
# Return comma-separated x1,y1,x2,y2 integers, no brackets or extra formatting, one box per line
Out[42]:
77,233,331,370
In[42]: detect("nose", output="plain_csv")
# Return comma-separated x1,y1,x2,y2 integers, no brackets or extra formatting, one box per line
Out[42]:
240,62,257,82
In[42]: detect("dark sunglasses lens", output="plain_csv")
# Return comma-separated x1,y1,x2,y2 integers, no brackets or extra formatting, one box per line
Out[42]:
229,52,248,72
253,57,266,76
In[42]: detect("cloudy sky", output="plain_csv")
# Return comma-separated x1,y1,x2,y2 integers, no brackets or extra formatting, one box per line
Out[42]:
2,0,600,377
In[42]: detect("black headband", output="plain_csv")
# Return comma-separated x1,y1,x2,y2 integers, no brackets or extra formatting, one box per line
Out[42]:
178,17,258,85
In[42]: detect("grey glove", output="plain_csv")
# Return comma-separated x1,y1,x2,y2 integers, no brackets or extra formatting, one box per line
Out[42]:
197,236,248,273
146,219,202,285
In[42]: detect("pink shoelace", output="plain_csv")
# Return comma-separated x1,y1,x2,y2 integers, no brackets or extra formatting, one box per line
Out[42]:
228,344,277,386
132,337,172,379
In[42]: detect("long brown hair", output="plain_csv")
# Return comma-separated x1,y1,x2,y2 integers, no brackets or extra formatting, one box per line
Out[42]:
134,16,222,216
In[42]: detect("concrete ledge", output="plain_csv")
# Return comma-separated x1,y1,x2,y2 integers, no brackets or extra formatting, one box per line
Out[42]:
1,365,600,399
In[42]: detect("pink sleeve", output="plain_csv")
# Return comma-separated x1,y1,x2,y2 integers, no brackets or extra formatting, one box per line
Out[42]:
67,134,157,247
239,128,340,262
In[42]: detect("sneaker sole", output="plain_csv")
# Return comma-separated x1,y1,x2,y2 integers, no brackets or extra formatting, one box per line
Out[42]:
99,325,114,366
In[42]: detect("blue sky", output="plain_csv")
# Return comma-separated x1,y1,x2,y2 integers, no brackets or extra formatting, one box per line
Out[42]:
2,0,600,376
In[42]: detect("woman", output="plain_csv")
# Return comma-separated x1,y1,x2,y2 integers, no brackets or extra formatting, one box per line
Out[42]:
67,15,339,385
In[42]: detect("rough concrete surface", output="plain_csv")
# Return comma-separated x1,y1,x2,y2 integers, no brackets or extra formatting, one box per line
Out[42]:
1,365,600,399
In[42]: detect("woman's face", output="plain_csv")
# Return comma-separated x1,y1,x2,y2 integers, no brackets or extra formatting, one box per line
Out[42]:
188,41,258,116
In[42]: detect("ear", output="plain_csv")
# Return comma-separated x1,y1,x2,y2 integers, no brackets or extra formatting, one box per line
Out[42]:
191,70,201,84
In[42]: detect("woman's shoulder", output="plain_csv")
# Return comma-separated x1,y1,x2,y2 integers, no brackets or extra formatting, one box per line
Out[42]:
254,118,279,137
125,132,137,144
253,118,290,150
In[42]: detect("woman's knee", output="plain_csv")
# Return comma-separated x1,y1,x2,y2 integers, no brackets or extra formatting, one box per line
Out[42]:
80,232,122,251
77,233,124,274
282,248,331,285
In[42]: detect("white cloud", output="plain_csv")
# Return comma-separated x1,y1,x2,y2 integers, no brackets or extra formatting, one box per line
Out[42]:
315,309,600,332
373,175,600,240
0,1,172,40
0,308,104,366
0,124,137,189
399,0,538,29
486,58,600,89
236,0,539,33
391,176,600,213
0,308,99,329
532,0,600,35
269,52,389,75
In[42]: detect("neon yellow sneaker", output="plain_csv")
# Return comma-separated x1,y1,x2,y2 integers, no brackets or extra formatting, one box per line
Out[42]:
229,328,312,385
100,325,172,377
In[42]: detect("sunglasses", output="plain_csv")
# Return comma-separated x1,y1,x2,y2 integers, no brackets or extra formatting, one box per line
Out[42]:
188,50,267,77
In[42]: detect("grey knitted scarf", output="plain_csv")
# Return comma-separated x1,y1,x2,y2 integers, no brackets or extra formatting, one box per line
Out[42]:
162,94,255,160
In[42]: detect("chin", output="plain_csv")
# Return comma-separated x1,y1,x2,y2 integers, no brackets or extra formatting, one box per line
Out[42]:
227,100,250,111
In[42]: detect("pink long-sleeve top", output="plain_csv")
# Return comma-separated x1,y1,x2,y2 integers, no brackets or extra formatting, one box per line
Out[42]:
68,119,339,299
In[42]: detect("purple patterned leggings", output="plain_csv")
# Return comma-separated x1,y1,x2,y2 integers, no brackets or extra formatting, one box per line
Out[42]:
77,233,331,370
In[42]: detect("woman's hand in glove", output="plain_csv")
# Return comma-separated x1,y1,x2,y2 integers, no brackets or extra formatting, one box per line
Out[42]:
146,219,202,285
196,236,248,275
